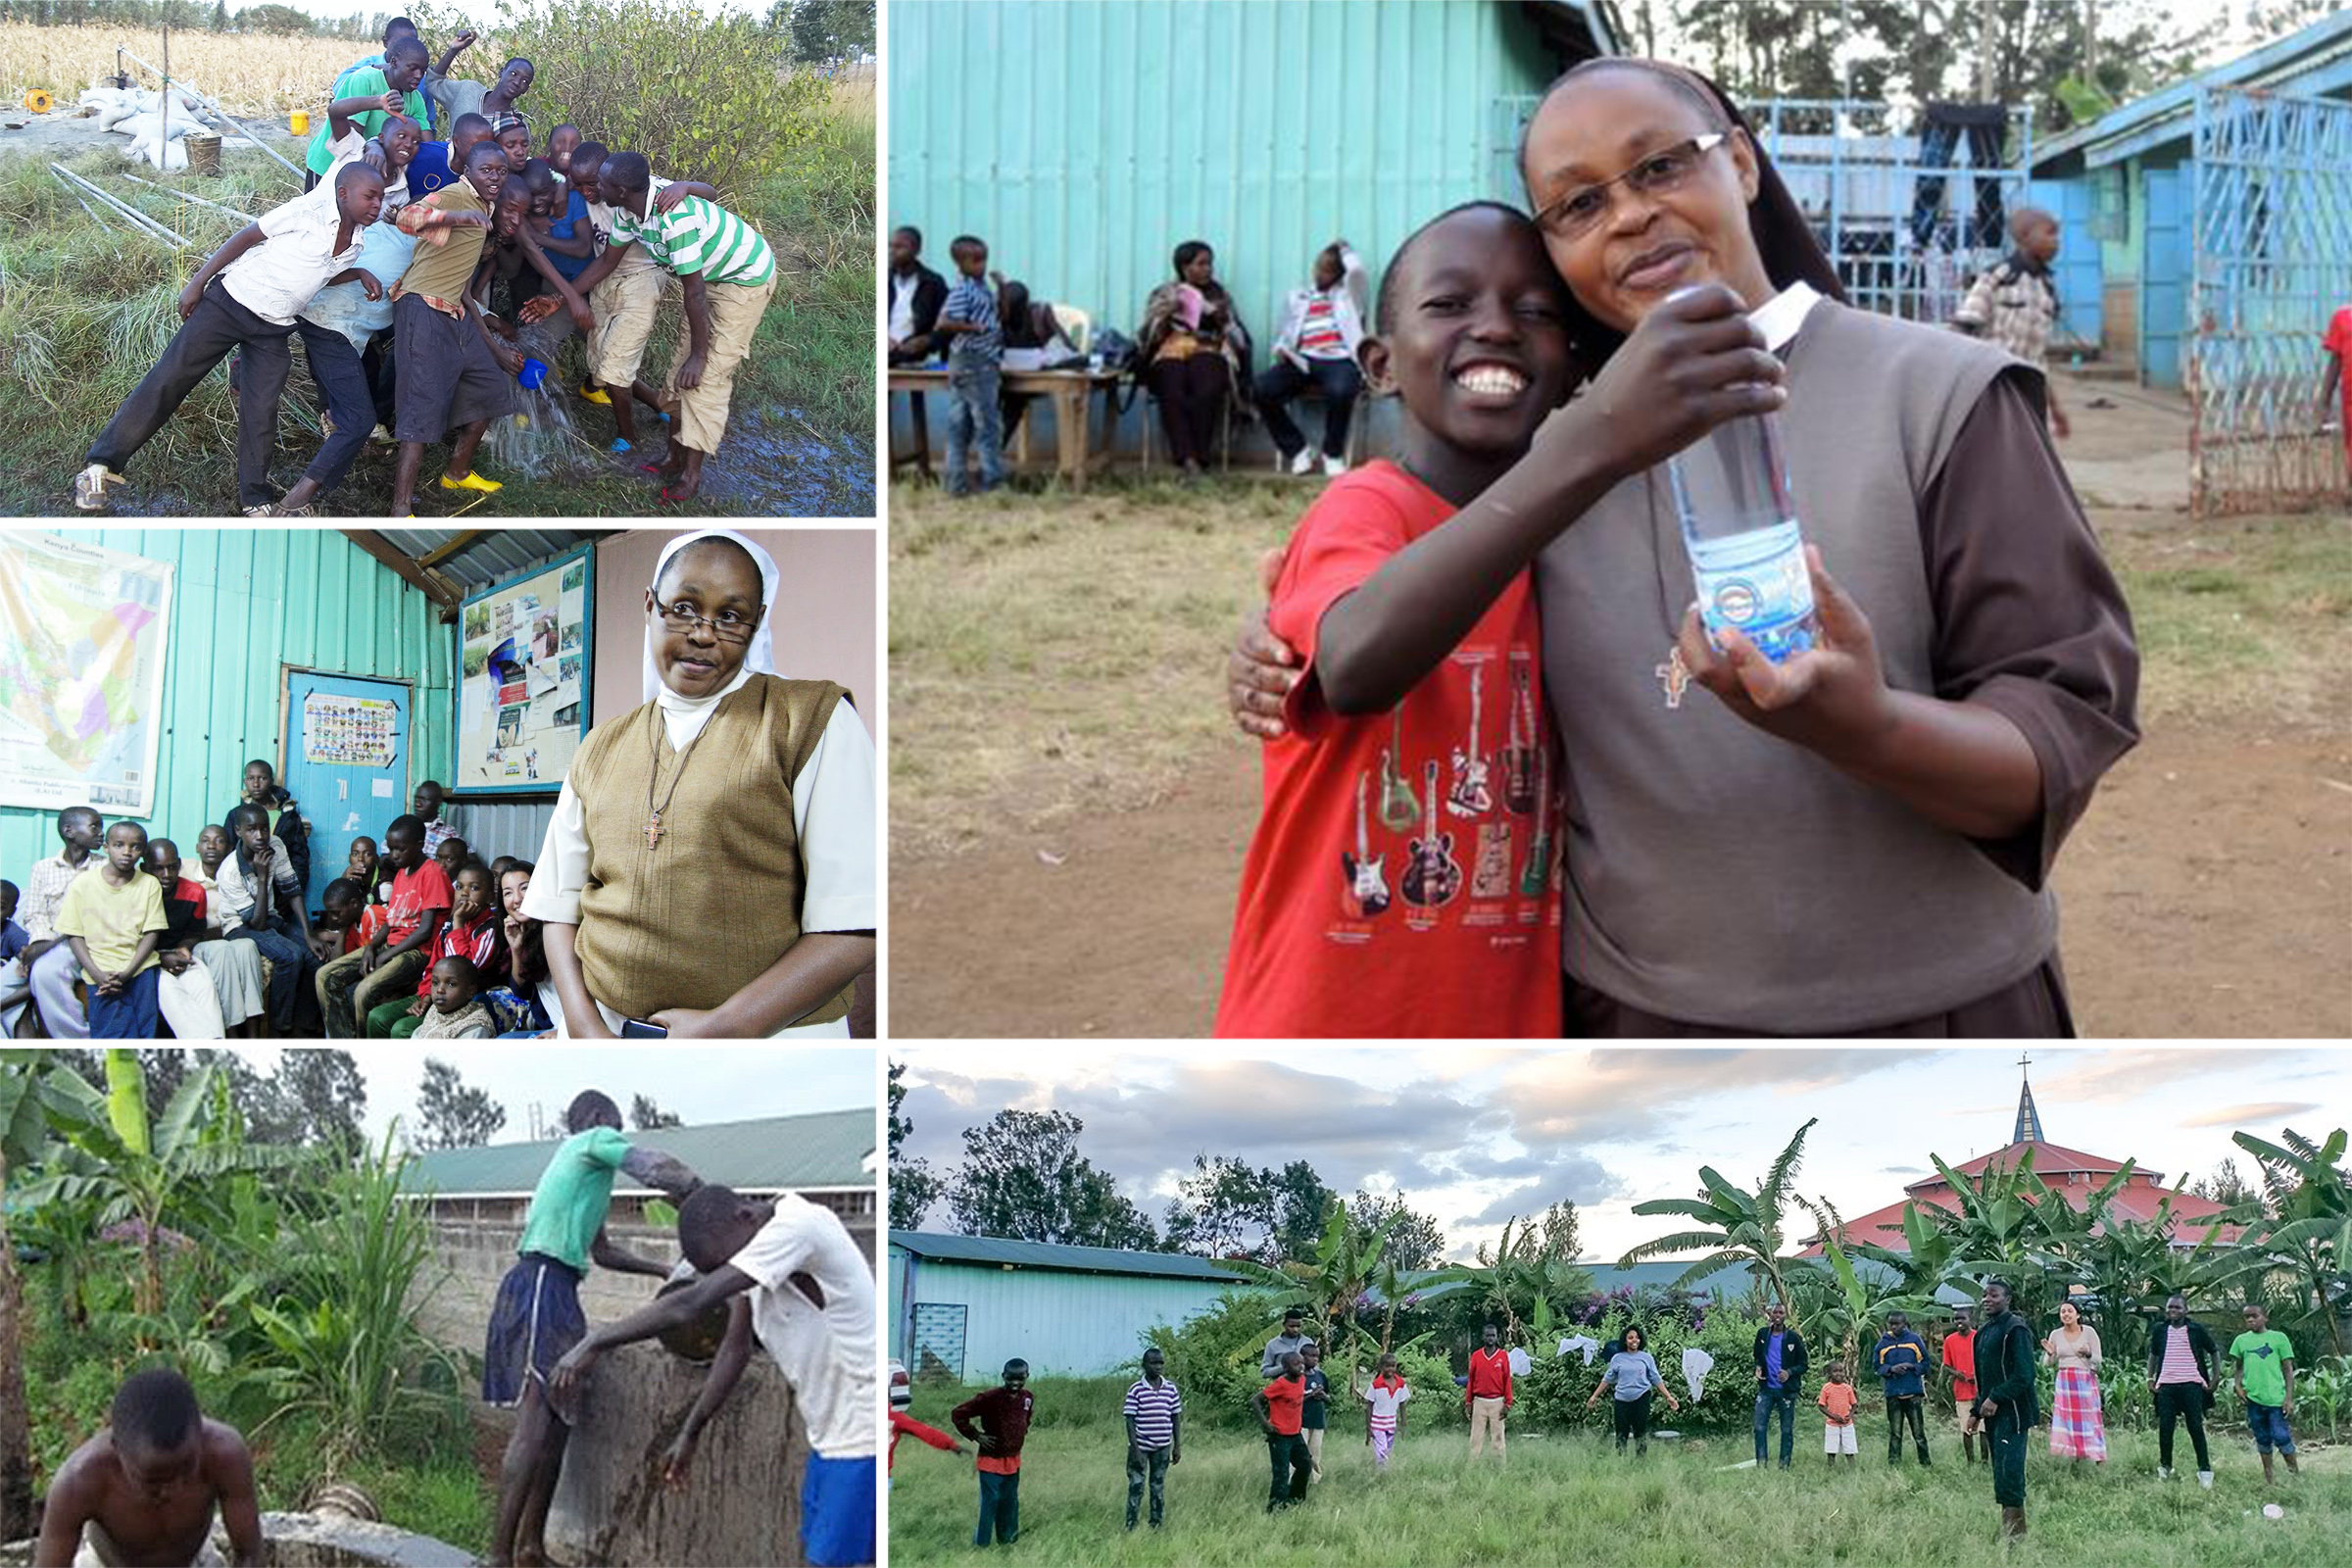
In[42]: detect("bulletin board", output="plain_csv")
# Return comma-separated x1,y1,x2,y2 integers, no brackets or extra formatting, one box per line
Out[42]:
454,543,594,797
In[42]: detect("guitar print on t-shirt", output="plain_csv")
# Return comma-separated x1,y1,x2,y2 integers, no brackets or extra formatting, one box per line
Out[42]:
1341,768,1391,919
1402,759,1463,917
1446,660,1494,817
1502,652,1538,816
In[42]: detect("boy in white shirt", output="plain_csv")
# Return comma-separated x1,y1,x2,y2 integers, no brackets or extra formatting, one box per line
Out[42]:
550,1184,876,1568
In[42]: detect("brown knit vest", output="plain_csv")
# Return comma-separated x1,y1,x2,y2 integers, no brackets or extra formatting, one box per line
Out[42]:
570,674,856,1024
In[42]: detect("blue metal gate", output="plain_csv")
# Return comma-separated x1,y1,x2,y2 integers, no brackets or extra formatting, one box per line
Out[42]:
2141,165,2188,390
2190,85,2352,514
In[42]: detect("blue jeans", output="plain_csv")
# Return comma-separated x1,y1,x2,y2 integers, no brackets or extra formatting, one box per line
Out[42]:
945,363,1005,494
2247,1400,2296,1454
1255,354,1362,459
1754,1384,1798,1465
974,1468,1018,1546
85,964,161,1039
229,914,320,1032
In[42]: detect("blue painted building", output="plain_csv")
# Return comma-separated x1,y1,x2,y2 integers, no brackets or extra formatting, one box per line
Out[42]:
890,1231,1249,1380
2024,13,2352,388
887,0,1618,466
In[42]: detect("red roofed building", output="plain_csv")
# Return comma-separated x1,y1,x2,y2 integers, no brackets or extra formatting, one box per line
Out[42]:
1802,1063,2243,1255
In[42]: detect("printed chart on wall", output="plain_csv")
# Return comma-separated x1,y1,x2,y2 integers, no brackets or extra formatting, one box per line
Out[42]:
455,544,594,796
0,531,172,814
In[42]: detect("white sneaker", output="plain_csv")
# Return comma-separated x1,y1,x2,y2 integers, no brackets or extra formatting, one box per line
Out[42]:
1322,454,1348,477
1288,447,1316,476
2159,1467,2174,1480
2197,1471,2214,1489
72,463,122,512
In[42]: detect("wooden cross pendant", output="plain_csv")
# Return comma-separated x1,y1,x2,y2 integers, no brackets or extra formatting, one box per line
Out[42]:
1656,647,1691,709
645,813,664,851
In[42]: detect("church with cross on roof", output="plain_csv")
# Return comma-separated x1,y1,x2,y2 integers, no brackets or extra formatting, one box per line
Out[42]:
1800,1055,2245,1256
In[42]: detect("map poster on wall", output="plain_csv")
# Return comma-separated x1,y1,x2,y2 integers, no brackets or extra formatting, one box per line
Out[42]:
455,542,594,797
301,693,397,767
0,532,172,814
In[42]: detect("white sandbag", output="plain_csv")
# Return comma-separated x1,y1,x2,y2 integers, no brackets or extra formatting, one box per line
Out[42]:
78,87,138,119
124,137,190,172
113,113,198,143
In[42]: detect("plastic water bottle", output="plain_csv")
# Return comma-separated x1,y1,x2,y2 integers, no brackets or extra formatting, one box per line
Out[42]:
1666,407,1819,663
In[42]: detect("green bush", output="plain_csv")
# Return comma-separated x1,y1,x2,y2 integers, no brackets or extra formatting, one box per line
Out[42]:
1143,1290,1293,1431
412,0,831,198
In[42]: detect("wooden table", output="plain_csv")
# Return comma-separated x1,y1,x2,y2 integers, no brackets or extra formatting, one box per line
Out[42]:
888,366,1123,493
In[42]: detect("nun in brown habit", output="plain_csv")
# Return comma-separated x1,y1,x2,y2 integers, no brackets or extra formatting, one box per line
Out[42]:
522,529,876,1037
1228,59,2137,1038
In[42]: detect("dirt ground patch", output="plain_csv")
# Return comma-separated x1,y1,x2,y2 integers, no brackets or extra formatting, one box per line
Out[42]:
888,372,2352,1039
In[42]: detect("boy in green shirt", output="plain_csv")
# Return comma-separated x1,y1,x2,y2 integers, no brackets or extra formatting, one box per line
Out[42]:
305,34,431,190
2230,1303,2299,1485
483,1089,702,1566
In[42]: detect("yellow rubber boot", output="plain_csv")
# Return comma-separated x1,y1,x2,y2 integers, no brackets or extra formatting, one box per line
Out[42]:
441,470,503,494
578,382,612,405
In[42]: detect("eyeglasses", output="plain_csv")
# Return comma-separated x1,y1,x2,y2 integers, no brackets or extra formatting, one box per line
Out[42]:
651,597,758,643
1533,132,1728,240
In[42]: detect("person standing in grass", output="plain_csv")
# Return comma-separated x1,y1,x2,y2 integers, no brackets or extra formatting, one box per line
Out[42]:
1255,1349,1313,1511
1751,1301,1807,1470
304,33,431,192
1942,1306,1981,1464
2042,1298,2106,1466
1260,1307,1316,1376
1816,1361,1860,1465
1358,1352,1411,1471
1587,1324,1681,1456
952,1359,1033,1547
1298,1341,1332,1482
1466,1323,1513,1459
1122,1347,1182,1530
1875,1311,1932,1466
2149,1292,2218,1488
1971,1280,2041,1539
2230,1303,2300,1487
386,138,517,515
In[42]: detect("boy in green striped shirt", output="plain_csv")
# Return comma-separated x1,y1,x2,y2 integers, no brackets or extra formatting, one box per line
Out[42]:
567,151,775,503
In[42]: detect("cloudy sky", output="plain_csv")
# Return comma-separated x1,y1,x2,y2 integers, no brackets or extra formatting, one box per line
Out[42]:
224,1046,876,1148
892,1047,2350,1262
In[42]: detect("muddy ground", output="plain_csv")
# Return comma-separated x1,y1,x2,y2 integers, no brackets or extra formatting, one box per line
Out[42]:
890,374,2352,1039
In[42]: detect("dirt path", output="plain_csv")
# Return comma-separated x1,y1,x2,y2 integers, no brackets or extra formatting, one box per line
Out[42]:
890,720,2352,1039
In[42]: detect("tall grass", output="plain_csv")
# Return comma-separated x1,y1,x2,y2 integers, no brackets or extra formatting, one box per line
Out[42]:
0,22,353,115
889,1382,2351,1568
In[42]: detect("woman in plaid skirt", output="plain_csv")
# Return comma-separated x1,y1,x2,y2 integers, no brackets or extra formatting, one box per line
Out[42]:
2043,1299,2107,1463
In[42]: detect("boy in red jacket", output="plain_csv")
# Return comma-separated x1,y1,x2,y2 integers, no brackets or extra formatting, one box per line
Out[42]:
952,1359,1032,1547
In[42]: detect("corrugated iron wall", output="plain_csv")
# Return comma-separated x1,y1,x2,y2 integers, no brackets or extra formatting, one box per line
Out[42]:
890,1250,1235,1379
1,528,456,892
889,0,1561,356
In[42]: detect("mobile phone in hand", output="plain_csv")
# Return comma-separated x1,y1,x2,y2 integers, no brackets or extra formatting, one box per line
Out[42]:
619,1017,668,1039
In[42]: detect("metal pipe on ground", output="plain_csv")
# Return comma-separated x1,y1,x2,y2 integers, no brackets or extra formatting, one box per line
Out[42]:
50,164,189,247
111,43,307,186
118,170,249,220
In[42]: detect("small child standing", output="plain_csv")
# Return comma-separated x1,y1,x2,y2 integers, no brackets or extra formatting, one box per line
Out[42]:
1359,1353,1411,1471
54,821,169,1039
1120,1347,1181,1530
411,955,497,1039
2230,1303,2300,1486
1953,205,2069,439
952,1359,1033,1548
935,235,1005,497
1299,1342,1330,1482
1818,1362,1859,1464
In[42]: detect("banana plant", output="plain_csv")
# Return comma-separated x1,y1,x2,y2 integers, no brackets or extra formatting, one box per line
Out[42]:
0,1052,57,1540
2231,1128,2350,1354
1794,1194,1943,1377
1217,1199,1402,1398
1619,1118,1817,1309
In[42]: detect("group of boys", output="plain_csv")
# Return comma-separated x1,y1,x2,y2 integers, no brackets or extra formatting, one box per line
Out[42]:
0,768,491,1042
31,1086,877,1568
74,14,780,515
927,1308,1421,1547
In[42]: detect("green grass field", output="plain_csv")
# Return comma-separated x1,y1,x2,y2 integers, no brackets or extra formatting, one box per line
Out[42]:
0,76,872,517
889,1386,2349,1567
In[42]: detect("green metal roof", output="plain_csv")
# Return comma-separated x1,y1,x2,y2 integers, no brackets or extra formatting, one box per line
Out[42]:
400,1109,875,1198
890,1231,1248,1283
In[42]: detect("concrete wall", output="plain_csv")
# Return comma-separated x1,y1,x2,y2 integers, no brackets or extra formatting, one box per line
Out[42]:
546,1344,812,1568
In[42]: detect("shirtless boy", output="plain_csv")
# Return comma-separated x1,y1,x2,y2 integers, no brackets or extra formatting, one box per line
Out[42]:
34,1369,262,1567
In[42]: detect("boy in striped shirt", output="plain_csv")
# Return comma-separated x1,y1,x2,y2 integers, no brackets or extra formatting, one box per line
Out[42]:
933,234,1005,497
568,151,774,503
1358,1352,1411,1470
1121,1348,1181,1530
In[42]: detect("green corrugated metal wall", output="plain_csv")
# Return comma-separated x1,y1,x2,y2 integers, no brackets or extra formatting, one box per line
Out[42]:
888,0,1563,356
891,1248,1238,1379
1,529,456,885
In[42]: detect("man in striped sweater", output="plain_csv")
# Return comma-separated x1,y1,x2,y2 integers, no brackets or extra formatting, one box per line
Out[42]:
568,151,777,504
1121,1348,1181,1530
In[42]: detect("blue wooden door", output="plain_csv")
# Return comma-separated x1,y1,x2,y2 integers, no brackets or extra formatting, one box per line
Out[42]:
2140,165,2188,388
2026,176,2103,350
281,669,412,906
